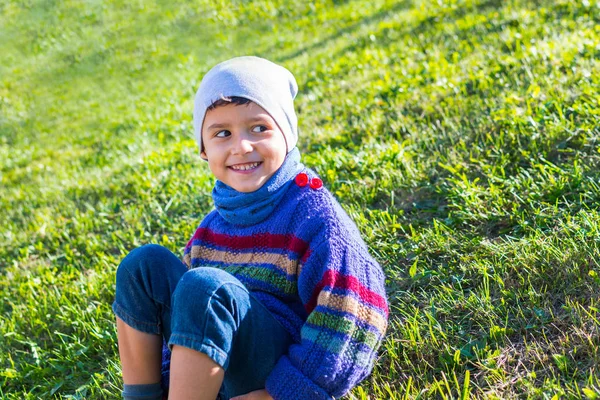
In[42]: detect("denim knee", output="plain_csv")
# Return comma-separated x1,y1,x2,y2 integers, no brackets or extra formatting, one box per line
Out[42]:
117,244,173,288
174,267,246,301
113,244,187,336
169,267,249,369
160,267,294,398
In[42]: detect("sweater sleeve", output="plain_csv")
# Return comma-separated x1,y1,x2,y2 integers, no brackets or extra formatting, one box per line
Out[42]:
182,238,192,268
182,225,201,268
265,237,389,399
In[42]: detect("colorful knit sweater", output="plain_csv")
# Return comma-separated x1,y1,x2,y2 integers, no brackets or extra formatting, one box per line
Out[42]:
178,170,388,399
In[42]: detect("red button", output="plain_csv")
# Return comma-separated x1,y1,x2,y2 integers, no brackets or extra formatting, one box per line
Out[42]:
295,172,308,187
309,177,323,190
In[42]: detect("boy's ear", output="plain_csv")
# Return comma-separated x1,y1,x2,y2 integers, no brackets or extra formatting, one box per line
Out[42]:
200,150,208,161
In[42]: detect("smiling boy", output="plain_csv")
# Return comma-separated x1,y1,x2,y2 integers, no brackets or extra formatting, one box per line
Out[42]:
201,99,287,193
113,56,388,400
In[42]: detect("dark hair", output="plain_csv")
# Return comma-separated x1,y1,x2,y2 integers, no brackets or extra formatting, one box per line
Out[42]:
207,96,251,110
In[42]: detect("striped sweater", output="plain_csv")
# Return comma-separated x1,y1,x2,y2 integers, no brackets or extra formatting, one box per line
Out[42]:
182,171,388,399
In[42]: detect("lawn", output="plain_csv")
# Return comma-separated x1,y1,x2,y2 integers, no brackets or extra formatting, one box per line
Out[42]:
1,0,599,398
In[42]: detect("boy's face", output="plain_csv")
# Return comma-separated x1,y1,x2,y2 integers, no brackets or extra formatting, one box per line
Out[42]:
201,102,287,193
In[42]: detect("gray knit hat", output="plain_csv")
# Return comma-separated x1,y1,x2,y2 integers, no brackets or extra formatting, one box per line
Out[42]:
193,56,298,153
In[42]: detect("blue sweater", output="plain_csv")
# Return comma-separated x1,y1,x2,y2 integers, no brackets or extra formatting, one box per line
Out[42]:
165,170,388,399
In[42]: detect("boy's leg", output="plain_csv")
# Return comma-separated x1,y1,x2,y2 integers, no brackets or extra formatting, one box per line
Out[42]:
168,345,225,400
113,244,188,387
223,293,293,398
116,317,162,384
168,267,293,399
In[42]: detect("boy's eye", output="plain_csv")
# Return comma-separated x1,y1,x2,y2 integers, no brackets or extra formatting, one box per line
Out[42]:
215,130,231,138
251,125,268,133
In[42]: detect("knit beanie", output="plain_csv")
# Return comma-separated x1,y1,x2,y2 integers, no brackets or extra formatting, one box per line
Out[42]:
193,56,299,153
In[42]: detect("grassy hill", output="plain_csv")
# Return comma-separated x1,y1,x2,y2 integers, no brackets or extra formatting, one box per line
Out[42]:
1,0,599,398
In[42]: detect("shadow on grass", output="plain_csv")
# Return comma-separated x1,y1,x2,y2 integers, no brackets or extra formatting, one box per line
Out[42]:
295,0,600,237
270,0,412,64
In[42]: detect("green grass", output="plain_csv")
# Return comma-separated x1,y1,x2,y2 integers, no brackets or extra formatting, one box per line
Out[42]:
1,0,600,398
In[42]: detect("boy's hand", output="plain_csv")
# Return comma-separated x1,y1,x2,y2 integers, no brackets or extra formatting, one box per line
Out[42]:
230,389,273,400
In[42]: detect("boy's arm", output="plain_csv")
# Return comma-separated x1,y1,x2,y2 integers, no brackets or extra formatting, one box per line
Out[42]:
265,239,388,399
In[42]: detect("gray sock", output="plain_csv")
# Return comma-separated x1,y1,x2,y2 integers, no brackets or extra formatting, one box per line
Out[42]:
122,382,163,400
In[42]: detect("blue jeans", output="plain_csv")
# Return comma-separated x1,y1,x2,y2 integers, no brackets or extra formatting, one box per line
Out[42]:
112,244,294,399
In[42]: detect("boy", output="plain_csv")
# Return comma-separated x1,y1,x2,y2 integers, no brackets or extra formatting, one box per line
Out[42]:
112,56,388,400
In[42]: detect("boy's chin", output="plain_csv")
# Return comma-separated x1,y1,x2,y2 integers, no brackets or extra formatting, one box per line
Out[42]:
229,179,267,193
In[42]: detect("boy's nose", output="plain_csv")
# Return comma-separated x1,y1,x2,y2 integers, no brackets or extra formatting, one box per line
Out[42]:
231,135,253,155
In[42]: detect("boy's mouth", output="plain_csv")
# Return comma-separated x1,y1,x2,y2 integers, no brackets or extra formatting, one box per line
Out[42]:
229,161,262,171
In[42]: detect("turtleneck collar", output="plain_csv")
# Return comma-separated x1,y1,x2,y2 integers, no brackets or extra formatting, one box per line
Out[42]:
211,147,303,226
